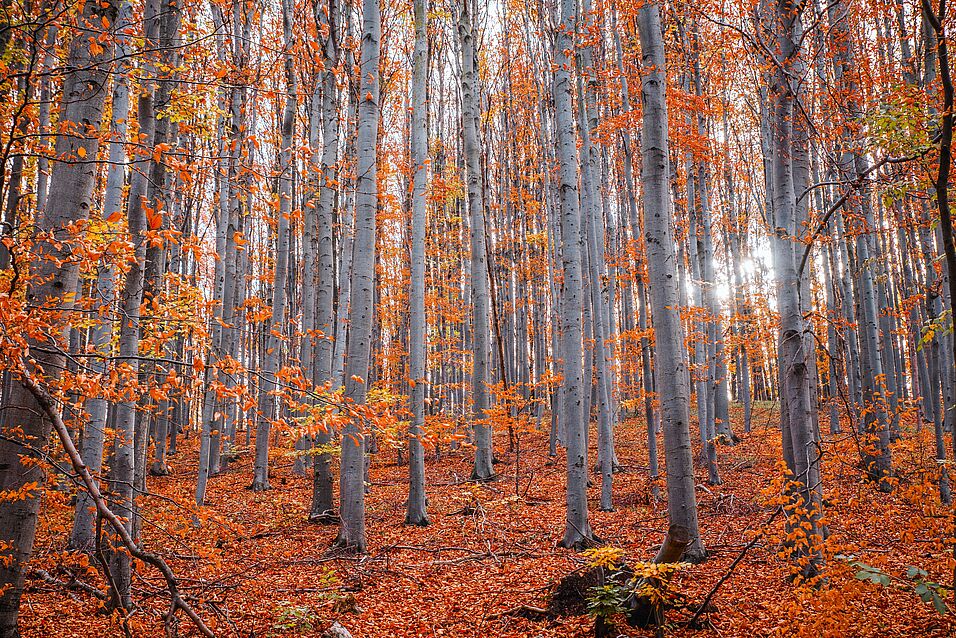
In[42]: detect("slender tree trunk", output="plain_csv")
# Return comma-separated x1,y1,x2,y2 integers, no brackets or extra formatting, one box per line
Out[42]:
334,0,380,552
309,0,340,523
406,0,430,525
577,0,614,510
70,0,134,551
921,0,956,601
458,0,494,481
636,1,705,561
253,0,296,491
769,0,823,577
552,0,593,549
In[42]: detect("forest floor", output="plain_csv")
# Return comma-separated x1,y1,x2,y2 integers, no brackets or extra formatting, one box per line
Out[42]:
21,404,956,637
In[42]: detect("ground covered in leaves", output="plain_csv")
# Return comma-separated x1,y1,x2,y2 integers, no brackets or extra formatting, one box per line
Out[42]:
22,405,956,636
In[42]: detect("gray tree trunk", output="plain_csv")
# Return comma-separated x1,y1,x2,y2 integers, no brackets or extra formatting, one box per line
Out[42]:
334,0,380,552
577,0,615,510
196,0,245,506
70,0,134,551
106,0,165,604
636,1,705,561
253,0,296,491
458,1,494,481
769,0,823,577
405,0,430,525
553,0,593,548
827,0,893,488
309,0,340,522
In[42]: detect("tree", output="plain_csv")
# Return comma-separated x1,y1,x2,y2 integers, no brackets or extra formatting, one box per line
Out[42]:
0,1,121,631
635,0,705,561
553,0,593,549
767,0,823,576
69,0,135,551
334,0,380,552
458,0,494,482
405,0,430,526
252,0,297,492
308,0,341,523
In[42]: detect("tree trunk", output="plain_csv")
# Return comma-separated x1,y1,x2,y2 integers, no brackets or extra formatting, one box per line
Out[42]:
458,0,494,481
253,0,296,492
769,0,823,577
70,0,134,551
309,0,340,523
405,0,430,526
334,0,380,552
0,1,120,632
553,0,593,549
636,1,705,561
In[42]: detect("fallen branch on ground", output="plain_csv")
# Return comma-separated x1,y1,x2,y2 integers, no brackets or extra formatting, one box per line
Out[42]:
30,568,107,600
686,506,784,628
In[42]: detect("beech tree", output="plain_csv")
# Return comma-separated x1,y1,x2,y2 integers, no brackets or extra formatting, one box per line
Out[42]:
1,0,955,634
636,0,705,561
405,0,429,526
334,0,380,553
458,0,494,482
0,0,121,631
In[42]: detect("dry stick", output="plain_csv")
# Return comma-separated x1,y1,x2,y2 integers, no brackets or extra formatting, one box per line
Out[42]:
95,511,130,638
685,506,783,628
485,604,548,621
20,368,216,638
31,569,107,600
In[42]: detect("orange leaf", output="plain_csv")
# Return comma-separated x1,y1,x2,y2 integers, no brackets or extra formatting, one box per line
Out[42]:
147,210,163,230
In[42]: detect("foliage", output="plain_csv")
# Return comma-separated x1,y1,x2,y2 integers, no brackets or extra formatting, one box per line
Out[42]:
585,584,628,619
846,559,950,616
582,546,626,571
271,601,321,634
582,546,689,628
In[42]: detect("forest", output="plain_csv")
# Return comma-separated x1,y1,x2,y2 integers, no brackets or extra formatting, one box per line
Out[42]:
0,0,955,635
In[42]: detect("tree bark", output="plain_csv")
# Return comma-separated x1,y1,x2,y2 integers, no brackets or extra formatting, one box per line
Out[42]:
253,0,296,492
636,1,705,561
406,0,430,526
334,0,380,552
553,0,593,549
458,0,494,481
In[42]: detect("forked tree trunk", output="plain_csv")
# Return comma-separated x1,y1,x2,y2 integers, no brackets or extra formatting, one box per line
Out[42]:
310,0,340,523
769,0,823,578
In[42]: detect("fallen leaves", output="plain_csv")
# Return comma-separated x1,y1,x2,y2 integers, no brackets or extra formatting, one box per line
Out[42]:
19,404,956,637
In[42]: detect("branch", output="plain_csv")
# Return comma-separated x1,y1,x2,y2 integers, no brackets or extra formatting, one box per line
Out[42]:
30,568,107,600
796,147,934,278
686,506,783,628
19,368,215,637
